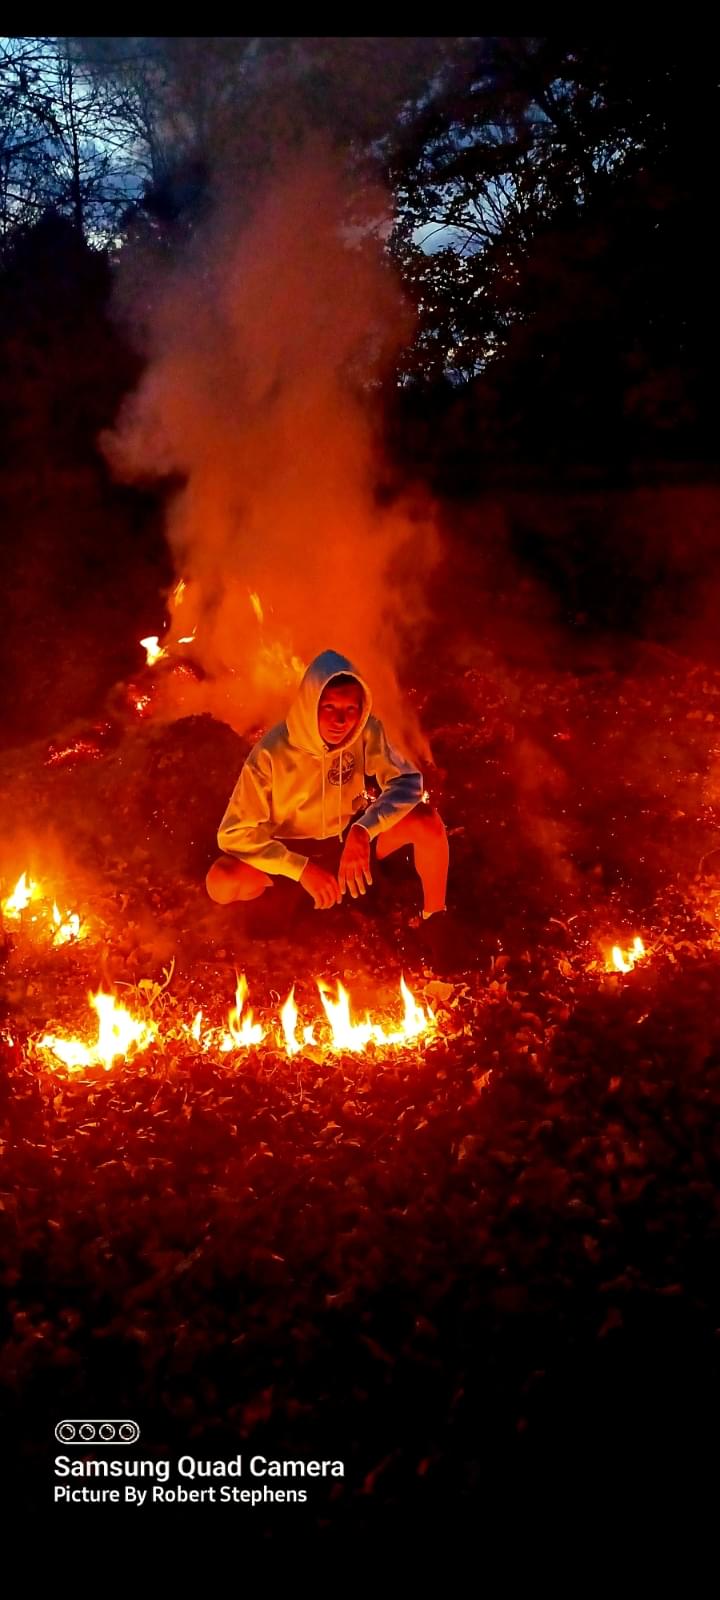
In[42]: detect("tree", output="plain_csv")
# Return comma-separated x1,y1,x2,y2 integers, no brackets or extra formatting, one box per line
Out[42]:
0,36,146,250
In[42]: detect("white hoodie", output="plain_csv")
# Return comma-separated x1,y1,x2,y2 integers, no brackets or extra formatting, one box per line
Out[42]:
217,649,424,880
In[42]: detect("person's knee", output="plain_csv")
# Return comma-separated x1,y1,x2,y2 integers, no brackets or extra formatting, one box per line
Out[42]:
414,805,447,844
207,857,273,904
206,857,239,905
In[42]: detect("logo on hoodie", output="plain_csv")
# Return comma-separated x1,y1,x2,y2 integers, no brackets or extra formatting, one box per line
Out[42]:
327,751,356,786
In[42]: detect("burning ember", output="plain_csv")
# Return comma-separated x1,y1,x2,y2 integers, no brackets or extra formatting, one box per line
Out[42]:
2,872,84,945
39,991,156,1073
608,937,647,974
45,736,108,768
140,635,167,668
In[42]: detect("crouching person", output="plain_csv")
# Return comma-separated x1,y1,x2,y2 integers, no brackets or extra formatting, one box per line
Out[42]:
206,650,450,962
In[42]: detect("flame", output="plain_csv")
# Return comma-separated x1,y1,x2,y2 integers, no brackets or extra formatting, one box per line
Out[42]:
172,579,186,608
317,975,434,1052
255,639,305,692
2,871,40,919
178,629,197,644
2,872,84,943
249,591,264,624
32,972,436,1074
39,991,155,1073
610,937,646,974
280,986,301,1055
223,973,265,1050
51,903,81,946
140,635,167,668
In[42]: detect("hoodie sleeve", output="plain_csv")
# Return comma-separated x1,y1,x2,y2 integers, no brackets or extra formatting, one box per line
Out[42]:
355,717,424,840
217,748,309,881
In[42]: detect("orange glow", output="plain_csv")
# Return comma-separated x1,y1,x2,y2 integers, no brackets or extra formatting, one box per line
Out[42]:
39,991,155,1073
609,937,647,974
249,591,264,624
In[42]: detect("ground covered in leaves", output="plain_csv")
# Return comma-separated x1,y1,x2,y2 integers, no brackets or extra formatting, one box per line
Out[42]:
2,636,720,1536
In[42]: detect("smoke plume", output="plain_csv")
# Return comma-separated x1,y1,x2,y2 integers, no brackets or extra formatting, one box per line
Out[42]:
103,142,438,754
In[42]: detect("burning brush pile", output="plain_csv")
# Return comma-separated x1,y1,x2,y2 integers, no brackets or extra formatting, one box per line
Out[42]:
3,636,720,1520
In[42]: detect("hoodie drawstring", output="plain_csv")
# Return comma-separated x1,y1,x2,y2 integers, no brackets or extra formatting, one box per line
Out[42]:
320,747,349,841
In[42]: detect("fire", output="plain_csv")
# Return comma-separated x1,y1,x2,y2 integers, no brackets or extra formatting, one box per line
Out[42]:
317,975,434,1052
51,903,81,946
249,591,264,624
172,579,186,608
222,973,265,1050
30,971,437,1075
279,986,316,1055
2,872,83,944
140,635,167,667
39,991,155,1073
2,871,40,919
609,937,646,974
178,974,434,1059
280,986,301,1055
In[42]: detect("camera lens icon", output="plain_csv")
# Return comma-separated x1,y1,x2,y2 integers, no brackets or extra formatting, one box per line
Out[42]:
55,1418,140,1445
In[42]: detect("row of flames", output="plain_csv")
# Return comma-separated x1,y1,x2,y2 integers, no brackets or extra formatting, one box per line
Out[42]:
2,865,651,1076
35,974,435,1074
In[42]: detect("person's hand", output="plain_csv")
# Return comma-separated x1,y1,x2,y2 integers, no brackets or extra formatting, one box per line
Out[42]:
338,824,372,899
300,860,341,909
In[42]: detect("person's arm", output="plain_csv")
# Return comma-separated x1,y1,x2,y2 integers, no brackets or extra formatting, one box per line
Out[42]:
354,717,424,839
217,750,308,880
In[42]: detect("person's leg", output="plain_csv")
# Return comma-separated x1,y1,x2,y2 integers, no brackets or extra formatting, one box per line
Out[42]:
375,803,449,915
206,856,273,905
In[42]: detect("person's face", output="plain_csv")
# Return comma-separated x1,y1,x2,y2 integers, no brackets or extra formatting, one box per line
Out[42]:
318,685,363,746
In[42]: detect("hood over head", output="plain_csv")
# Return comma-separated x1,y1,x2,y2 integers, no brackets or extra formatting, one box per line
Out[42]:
285,649,372,755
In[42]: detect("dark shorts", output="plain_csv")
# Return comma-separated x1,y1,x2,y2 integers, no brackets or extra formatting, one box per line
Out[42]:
288,819,375,871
